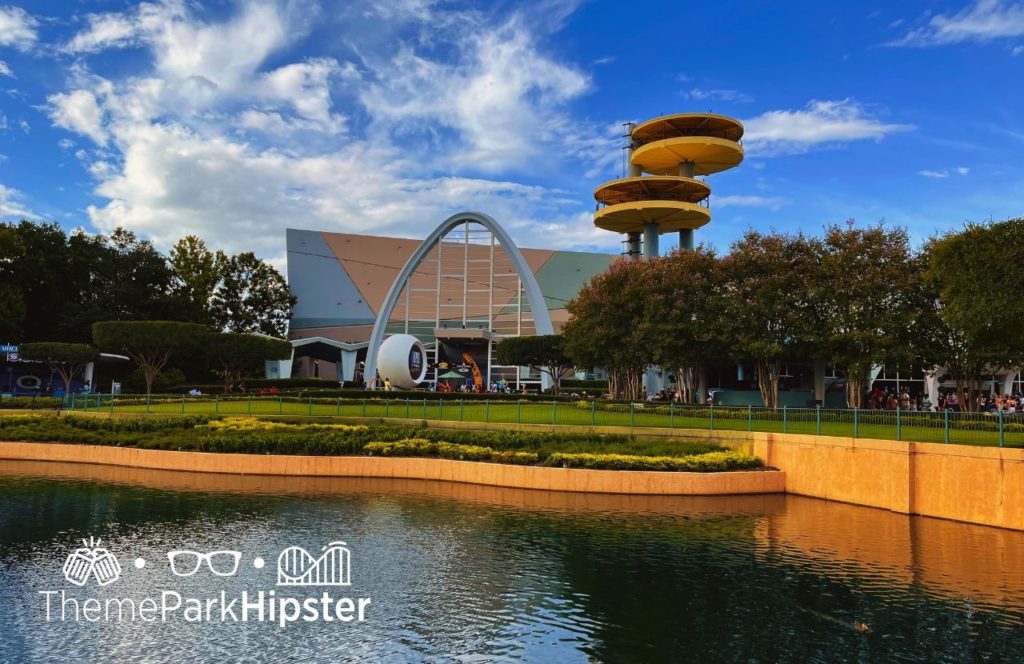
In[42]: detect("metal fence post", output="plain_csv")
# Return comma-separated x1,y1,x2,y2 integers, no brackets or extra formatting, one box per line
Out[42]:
337,398,341,417
459,399,465,422
670,402,675,429
440,399,445,420
180,396,185,415
710,403,715,431
278,396,283,415
214,394,219,415
146,394,151,415
362,398,367,417
944,409,950,444
485,399,490,423
782,405,787,433
630,402,635,427
747,405,752,432
516,400,521,424
385,399,390,418
308,398,313,416
853,407,859,438
551,400,557,425
815,405,821,435
406,399,411,419
70,393,75,410
591,400,596,426
249,396,253,415
999,409,1005,447
896,408,902,441
422,398,427,420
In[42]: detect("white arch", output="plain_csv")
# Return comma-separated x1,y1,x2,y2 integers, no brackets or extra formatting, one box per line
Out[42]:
364,211,554,388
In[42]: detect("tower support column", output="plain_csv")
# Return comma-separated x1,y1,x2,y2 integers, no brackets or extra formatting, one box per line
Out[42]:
642,223,659,259
626,232,641,260
678,229,694,250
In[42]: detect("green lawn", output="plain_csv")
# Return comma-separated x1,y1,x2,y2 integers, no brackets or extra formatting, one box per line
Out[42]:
64,397,1024,448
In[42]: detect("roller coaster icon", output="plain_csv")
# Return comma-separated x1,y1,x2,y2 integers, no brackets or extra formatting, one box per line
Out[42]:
277,542,351,587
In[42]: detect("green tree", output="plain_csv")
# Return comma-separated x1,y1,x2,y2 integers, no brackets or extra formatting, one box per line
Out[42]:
563,260,650,400
495,335,573,394
720,231,817,409
63,228,190,339
211,252,295,336
808,222,922,408
19,342,98,395
209,332,292,390
642,248,726,404
169,235,226,324
924,218,1024,410
92,321,211,395
3,221,78,342
0,224,25,341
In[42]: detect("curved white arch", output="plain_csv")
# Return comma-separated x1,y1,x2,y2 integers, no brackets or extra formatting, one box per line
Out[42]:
364,211,554,388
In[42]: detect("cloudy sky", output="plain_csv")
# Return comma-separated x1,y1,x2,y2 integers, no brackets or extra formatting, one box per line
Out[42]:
0,0,1021,262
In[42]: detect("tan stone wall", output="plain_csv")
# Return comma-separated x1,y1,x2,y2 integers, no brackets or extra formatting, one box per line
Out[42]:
0,442,784,496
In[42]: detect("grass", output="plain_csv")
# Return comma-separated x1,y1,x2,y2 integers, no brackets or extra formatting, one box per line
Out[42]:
61,396,1024,448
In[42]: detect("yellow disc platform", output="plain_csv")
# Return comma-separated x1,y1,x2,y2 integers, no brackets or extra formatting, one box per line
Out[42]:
594,200,711,233
631,136,744,176
594,176,711,206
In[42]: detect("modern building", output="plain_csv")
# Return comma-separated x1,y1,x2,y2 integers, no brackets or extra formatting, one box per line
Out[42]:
284,213,614,389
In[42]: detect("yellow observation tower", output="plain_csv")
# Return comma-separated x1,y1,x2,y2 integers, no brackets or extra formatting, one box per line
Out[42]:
594,113,744,258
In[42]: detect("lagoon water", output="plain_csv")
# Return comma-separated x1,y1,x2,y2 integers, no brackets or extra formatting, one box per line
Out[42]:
1,461,1024,663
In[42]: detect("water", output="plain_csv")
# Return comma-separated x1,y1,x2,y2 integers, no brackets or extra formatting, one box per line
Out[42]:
1,461,1024,663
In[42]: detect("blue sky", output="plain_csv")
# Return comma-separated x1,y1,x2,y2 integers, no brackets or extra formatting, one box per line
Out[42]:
0,0,1021,262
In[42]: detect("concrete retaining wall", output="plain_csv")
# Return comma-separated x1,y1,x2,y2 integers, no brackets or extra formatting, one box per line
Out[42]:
0,442,784,496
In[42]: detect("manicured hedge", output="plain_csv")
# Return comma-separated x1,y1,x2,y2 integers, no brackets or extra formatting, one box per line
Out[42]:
364,438,539,465
546,451,763,472
561,379,609,390
0,396,64,410
0,415,737,468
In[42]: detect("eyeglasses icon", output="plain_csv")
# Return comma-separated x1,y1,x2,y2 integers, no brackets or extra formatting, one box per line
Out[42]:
167,550,241,577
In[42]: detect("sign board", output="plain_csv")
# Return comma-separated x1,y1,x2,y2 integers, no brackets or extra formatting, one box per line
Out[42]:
0,344,17,353
111,382,121,395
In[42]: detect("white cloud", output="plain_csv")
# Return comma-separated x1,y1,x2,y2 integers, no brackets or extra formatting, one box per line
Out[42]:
63,12,138,54
1014,44,1024,54
0,60,11,77
0,183,33,218
715,195,788,210
742,99,913,156
685,88,753,103
891,0,1024,47
918,166,970,178
47,90,108,146
358,17,591,171
43,0,616,259
0,5,37,51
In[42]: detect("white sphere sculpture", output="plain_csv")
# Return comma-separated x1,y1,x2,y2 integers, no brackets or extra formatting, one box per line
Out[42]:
375,334,428,389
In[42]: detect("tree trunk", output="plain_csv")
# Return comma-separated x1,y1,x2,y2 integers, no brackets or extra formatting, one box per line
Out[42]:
845,370,867,409
756,359,780,409
676,366,698,404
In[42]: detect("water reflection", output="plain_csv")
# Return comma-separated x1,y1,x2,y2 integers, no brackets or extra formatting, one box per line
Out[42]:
1,460,1023,662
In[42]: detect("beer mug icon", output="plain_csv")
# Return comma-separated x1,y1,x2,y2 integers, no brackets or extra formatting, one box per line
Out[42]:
63,537,122,586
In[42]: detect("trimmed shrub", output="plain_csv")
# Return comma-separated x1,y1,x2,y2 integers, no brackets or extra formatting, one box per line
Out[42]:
0,396,63,410
546,451,763,472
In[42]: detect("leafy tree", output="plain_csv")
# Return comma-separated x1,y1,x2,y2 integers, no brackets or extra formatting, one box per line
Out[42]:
563,260,650,400
19,342,98,395
169,235,226,324
807,222,922,407
0,224,25,341
642,247,726,404
209,332,292,390
495,335,573,394
92,321,211,395
923,218,1024,410
720,231,817,409
63,228,190,339
211,252,295,336
3,221,78,342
